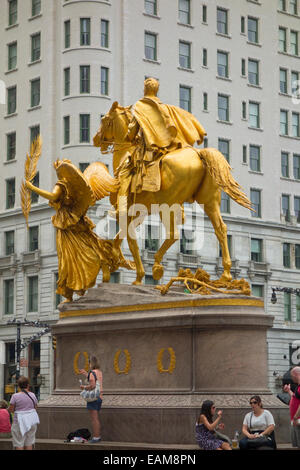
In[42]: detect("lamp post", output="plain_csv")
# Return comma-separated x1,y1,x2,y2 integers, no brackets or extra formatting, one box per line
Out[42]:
6,318,51,391
271,286,300,304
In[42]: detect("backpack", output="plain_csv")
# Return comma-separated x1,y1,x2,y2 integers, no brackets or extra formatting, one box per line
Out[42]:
66,428,91,442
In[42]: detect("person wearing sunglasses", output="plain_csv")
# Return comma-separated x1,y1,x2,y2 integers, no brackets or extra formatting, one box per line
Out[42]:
195,400,232,450
239,395,276,450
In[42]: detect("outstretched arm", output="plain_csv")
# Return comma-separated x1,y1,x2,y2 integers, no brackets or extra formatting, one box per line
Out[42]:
26,181,63,202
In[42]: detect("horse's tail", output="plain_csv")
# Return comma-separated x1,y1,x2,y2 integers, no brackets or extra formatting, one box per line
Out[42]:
197,148,254,211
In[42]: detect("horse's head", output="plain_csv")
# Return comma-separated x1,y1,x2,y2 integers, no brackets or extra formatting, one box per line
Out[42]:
93,101,131,153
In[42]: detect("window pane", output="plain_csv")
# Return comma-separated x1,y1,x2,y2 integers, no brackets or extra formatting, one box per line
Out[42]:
29,226,39,251
28,276,38,312
80,114,90,142
218,94,229,121
8,42,17,70
282,194,290,221
279,27,287,52
9,0,18,26
248,60,259,85
32,0,41,16
249,102,259,128
5,231,15,255
250,145,260,171
145,32,157,60
292,112,300,137
31,33,41,62
179,0,190,24
220,191,230,213
252,284,263,297
7,132,16,161
80,65,90,93
251,239,262,262
248,17,258,43
7,87,17,114
280,68,287,93
294,154,300,179
4,280,14,315
217,51,228,77
31,173,39,204
80,18,90,46
280,110,288,135
64,20,70,48
64,68,70,96
64,116,70,145
101,67,109,95
296,244,300,268
250,189,261,217
6,178,15,209
179,85,191,111
295,196,300,222
281,152,289,177
101,19,109,48
218,139,230,161
179,41,191,68
291,31,298,55
31,78,40,107
283,243,291,267
284,292,291,320
145,0,157,15
217,8,228,34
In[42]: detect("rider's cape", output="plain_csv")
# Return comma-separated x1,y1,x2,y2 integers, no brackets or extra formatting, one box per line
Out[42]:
132,97,207,151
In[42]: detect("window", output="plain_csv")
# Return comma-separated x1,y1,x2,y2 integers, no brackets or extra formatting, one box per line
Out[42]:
202,5,207,23
5,231,15,255
279,0,286,10
217,8,228,35
291,30,298,55
280,68,288,93
284,292,291,320
220,192,230,213
31,173,39,204
280,110,288,135
179,0,190,24
290,0,298,14
179,41,191,69
145,225,159,251
31,33,41,62
248,59,259,85
101,19,109,48
202,48,207,66
6,178,15,209
250,189,261,217
241,58,246,76
296,244,300,268
179,85,191,111
30,125,40,144
248,17,258,43
241,16,245,34
218,94,229,121
80,18,90,46
252,284,264,298
281,152,289,177
203,92,208,111
292,71,300,97
294,154,300,179
8,42,17,70
29,226,39,251
30,78,40,107
32,0,41,17
249,145,260,171
4,280,14,315
144,32,157,61
8,0,17,26
80,114,90,142
7,86,17,115
251,238,262,262
243,145,247,163
180,229,194,254
292,112,300,137
279,27,287,52
64,20,70,48
296,295,300,321
7,132,16,161
79,162,89,172
217,51,228,77
249,102,260,128
218,139,230,162
295,196,300,222
145,0,157,15
101,67,109,95
242,101,247,119
28,276,38,312
55,273,62,309
64,116,70,145
283,242,291,267
282,194,290,221
80,65,90,93
64,67,70,96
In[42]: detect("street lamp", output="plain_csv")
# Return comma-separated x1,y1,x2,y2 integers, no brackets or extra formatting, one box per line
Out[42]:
6,318,51,391
271,287,300,304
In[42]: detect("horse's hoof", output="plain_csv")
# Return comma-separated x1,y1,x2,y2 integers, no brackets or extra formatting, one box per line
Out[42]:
132,280,142,285
152,263,164,281
219,273,232,283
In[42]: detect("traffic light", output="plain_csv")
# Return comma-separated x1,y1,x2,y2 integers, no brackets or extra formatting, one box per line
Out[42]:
52,336,57,350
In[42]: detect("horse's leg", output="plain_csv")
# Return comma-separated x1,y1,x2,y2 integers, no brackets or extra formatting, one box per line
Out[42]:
152,211,180,281
127,215,145,285
203,198,232,282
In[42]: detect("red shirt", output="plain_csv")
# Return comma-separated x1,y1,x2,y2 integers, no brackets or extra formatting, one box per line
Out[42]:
290,385,300,421
0,409,11,433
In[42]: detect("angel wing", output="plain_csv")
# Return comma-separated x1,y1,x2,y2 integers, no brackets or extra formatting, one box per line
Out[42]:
83,162,119,201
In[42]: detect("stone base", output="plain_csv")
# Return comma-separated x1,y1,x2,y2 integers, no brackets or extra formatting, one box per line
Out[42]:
38,284,289,444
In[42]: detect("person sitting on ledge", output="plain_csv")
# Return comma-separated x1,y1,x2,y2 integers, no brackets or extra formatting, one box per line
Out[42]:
195,400,232,450
239,395,276,450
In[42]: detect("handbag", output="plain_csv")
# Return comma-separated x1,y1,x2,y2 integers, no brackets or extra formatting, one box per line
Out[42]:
80,371,101,403
247,412,276,449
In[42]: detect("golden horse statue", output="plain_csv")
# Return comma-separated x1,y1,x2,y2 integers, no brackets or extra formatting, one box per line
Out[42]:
93,101,253,287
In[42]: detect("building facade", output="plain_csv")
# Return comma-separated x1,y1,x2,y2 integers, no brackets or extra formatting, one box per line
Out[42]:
1,0,300,400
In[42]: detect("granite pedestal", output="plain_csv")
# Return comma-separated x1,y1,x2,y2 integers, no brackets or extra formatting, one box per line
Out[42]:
38,284,290,444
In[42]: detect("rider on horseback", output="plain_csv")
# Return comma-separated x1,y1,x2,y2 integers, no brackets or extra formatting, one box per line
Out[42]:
113,77,207,217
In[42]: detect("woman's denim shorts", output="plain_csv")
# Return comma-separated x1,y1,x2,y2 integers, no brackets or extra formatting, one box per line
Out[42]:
87,398,102,411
